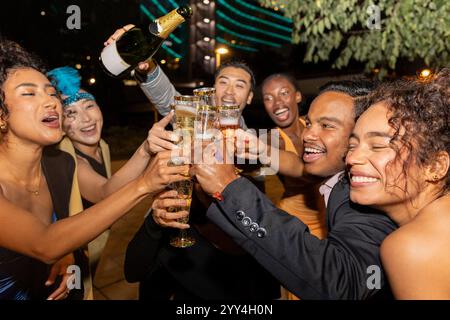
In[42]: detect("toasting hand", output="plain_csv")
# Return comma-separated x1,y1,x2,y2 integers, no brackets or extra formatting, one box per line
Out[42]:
189,147,239,196
151,190,190,229
103,24,157,76
143,111,180,155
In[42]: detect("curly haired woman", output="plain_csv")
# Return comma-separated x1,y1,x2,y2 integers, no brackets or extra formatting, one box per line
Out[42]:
0,39,189,300
346,70,450,299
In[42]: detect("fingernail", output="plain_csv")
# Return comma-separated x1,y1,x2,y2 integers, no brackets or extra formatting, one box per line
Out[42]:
47,298,53,300
45,281,51,286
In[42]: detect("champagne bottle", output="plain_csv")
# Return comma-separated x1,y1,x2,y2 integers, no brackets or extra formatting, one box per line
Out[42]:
100,6,192,78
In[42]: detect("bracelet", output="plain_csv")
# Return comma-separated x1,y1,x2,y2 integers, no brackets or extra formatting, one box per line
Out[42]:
212,192,224,201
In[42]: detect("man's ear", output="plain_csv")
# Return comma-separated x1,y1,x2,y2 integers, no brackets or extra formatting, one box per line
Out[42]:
296,91,302,104
424,151,450,183
246,91,254,105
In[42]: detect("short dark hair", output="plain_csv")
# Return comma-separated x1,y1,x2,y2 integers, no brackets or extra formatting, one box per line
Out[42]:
214,60,256,91
261,73,300,92
319,78,377,98
0,38,46,118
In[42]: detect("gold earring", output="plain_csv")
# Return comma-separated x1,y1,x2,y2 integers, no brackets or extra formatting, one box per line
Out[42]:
433,175,439,181
0,123,7,131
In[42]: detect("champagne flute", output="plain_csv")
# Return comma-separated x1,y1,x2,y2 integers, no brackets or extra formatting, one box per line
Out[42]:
218,105,241,137
168,159,195,248
217,105,241,164
169,96,197,248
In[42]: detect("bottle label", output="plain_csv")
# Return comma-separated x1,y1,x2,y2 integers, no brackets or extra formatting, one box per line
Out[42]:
101,42,130,76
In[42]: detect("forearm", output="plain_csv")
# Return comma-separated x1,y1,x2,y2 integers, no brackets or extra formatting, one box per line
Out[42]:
277,149,305,178
101,142,151,198
206,178,384,299
139,65,179,116
34,179,148,263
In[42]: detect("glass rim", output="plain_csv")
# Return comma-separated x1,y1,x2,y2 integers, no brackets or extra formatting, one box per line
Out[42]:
174,95,200,102
218,105,241,110
193,87,216,96
197,104,218,111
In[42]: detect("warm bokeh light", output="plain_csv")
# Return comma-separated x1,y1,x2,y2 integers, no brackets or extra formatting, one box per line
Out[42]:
216,47,229,55
88,78,96,85
420,68,432,78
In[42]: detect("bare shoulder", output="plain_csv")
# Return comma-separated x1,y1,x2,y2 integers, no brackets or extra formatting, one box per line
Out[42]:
420,194,450,218
381,196,450,298
383,195,450,248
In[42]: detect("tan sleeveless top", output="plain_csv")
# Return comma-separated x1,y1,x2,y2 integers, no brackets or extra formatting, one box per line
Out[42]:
58,136,112,300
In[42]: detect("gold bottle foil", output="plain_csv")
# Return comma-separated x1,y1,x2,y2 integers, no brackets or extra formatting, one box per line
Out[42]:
157,9,187,39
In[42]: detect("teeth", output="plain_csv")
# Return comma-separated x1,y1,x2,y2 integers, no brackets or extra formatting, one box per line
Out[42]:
81,125,95,132
222,99,236,104
304,147,324,154
46,115,58,120
351,176,379,183
274,108,288,116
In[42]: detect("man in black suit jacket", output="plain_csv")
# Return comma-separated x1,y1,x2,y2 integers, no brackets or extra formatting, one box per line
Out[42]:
195,173,396,299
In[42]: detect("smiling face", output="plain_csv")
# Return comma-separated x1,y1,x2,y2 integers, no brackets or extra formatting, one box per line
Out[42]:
1,67,63,145
262,76,301,128
62,94,103,148
214,66,254,112
346,102,425,210
302,91,355,177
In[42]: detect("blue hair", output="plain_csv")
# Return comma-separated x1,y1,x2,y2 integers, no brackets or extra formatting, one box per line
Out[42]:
47,66,95,106
47,66,81,97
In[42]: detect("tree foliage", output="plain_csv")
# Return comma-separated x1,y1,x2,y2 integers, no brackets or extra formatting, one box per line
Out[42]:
258,0,450,77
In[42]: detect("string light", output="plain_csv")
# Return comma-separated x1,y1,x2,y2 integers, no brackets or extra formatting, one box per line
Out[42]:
216,47,229,54
419,69,431,78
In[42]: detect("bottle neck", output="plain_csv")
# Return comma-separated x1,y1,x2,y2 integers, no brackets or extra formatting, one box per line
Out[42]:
155,8,187,39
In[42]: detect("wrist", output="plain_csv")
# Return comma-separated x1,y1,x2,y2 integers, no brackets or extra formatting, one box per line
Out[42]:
138,142,153,159
136,176,153,196
133,59,157,82
214,172,240,195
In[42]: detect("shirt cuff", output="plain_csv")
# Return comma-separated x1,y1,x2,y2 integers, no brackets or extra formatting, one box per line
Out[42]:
133,64,160,84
